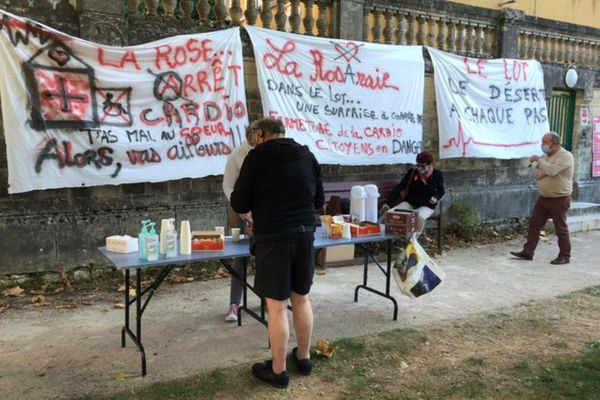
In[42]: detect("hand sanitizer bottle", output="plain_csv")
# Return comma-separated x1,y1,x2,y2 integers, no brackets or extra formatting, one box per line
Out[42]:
166,219,177,258
146,222,159,261
138,220,150,260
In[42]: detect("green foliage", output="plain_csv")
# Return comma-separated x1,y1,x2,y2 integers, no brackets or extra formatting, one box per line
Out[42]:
448,202,481,240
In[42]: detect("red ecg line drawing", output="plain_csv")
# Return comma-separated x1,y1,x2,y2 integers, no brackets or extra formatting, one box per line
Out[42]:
443,120,538,157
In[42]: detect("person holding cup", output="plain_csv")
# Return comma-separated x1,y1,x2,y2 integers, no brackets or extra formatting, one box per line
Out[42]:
231,118,324,388
222,121,260,322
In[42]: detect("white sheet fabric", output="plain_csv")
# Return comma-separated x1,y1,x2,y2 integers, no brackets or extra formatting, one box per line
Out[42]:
428,47,549,159
246,26,424,165
0,9,247,193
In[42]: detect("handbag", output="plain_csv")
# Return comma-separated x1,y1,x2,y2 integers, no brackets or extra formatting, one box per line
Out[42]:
392,236,445,298
395,169,417,205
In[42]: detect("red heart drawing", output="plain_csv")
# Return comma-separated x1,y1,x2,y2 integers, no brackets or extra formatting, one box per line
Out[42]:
334,42,360,62
48,48,71,66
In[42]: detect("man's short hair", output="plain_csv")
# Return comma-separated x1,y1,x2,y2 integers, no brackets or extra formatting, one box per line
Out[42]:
256,118,285,136
546,131,561,145
416,151,434,165
245,120,259,139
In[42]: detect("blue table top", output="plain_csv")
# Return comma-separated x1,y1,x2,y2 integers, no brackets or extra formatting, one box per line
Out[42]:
98,226,400,270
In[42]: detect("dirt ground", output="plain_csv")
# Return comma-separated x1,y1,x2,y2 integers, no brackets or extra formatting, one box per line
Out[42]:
1,230,599,400
237,286,600,400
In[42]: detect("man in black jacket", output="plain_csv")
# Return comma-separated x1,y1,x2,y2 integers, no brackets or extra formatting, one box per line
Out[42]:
231,118,324,388
380,151,444,237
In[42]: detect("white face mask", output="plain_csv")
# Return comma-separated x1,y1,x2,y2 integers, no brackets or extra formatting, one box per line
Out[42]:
417,165,429,175
541,144,551,154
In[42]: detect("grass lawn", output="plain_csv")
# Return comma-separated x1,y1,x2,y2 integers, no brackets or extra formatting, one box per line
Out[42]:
72,286,600,400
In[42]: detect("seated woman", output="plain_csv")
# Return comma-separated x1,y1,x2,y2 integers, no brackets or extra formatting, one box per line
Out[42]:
380,151,445,237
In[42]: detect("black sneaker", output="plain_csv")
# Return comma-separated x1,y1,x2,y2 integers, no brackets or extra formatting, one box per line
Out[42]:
252,360,289,388
292,347,312,376
510,250,533,260
550,256,570,265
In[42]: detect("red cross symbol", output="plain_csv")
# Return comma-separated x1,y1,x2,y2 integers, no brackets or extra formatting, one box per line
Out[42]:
41,76,89,112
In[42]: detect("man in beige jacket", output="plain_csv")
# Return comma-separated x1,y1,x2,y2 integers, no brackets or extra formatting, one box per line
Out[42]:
511,132,574,265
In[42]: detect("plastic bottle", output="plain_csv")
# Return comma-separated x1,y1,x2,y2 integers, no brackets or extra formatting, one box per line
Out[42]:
166,219,177,258
146,222,159,261
180,220,191,255
364,184,380,223
138,220,151,260
350,185,367,222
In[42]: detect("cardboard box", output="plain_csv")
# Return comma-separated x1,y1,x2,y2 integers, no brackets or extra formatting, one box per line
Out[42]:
106,235,138,253
385,210,418,236
349,222,381,236
191,231,224,252
316,244,355,267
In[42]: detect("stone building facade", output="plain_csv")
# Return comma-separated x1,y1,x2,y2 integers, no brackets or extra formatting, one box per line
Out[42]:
0,0,598,273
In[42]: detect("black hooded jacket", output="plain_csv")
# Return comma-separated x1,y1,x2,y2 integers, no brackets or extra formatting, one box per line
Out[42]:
230,138,324,237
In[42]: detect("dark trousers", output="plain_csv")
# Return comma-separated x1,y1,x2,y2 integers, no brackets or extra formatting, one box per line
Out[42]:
524,195,571,258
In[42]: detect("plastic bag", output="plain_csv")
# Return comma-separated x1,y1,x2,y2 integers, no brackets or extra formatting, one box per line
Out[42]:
392,237,445,298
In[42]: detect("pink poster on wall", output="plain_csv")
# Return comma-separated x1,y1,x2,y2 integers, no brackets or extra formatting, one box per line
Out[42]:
593,116,600,177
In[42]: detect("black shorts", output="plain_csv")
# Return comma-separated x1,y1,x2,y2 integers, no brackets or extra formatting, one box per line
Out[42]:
253,234,315,301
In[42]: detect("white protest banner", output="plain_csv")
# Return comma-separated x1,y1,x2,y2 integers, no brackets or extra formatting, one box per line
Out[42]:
428,47,549,159
0,9,247,193
246,26,424,165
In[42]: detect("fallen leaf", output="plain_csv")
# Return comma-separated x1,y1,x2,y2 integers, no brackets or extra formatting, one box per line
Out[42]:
53,287,64,294
117,284,126,292
3,286,25,297
316,270,327,275
31,295,46,304
169,275,185,284
315,339,337,358
129,288,137,298
114,373,137,382
34,301,50,308
55,304,78,309
30,285,48,295
114,303,125,309
0,303,9,313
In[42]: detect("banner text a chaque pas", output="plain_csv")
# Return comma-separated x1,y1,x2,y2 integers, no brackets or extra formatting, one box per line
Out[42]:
246,26,424,165
0,10,247,194
428,47,549,159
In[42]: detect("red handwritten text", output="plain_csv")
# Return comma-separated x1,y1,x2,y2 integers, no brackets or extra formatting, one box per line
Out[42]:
154,38,214,70
503,59,529,82
262,39,303,78
97,48,141,70
463,57,488,78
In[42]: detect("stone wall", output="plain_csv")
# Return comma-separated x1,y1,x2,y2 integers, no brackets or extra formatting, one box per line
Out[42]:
0,0,598,274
